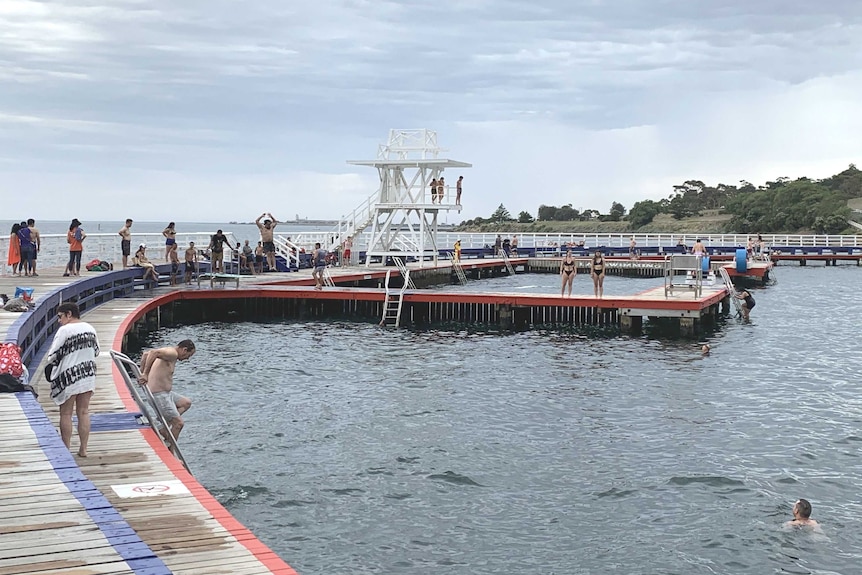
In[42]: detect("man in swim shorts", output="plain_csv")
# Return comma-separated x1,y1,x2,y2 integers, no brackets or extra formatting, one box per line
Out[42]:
256,212,279,271
311,242,327,290
137,340,196,439
184,242,198,284
118,219,133,268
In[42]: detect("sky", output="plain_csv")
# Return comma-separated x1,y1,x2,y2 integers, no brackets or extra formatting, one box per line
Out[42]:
2,0,862,223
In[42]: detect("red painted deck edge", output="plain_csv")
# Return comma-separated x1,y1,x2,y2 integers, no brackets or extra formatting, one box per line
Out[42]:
161,284,726,312
111,292,300,575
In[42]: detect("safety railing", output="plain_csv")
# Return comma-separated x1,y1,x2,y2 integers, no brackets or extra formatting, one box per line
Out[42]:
664,254,704,298
392,257,417,289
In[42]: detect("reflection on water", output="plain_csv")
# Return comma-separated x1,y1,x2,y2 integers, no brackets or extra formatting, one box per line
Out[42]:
141,266,862,574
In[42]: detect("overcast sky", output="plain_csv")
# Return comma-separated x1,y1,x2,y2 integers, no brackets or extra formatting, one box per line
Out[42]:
2,0,861,223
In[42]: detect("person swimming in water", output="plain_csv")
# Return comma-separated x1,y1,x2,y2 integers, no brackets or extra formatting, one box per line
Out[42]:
784,498,820,529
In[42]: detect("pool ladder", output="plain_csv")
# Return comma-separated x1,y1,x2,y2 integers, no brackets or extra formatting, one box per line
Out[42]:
448,253,468,285
380,268,410,327
718,267,743,317
392,257,416,289
109,350,192,475
500,249,516,275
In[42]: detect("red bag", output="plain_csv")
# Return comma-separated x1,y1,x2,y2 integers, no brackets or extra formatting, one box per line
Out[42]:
0,343,24,378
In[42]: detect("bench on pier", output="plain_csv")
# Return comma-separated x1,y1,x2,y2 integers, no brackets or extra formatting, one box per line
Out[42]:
197,272,241,289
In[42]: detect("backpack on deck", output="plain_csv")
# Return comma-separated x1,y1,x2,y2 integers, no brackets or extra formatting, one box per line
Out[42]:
0,342,24,378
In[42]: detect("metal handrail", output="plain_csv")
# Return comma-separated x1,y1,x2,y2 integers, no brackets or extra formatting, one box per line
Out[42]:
718,267,743,317
392,257,417,289
109,350,192,475
664,254,703,298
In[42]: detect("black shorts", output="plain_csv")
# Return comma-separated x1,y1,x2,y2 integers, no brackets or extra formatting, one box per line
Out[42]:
185,262,197,273
121,240,131,256
263,241,275,254
255,255,264,263
171,262,179,274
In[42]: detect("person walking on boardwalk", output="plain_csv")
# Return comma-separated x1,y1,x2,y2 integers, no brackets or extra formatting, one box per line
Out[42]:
118,218,133,268
591,250,606,298
7,223,21,276
456,176,463,205
64,219,86,277
311,242,327,290
26,219,41,276
163,222,177,262
46,302,100,457
256,213,279,271
560,249,577,297
734,288,755,320
137,340,196,440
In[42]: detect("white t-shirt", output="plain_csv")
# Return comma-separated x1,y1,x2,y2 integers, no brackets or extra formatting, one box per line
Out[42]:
47,321,100,405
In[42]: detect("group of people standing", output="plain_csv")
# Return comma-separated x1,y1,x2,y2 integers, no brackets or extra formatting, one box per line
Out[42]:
45,300,196,458
429,175,463,205
559,250,606,298
6,219,41,277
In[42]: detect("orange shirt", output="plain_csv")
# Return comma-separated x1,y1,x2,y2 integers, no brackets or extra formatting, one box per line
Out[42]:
68,228,83,251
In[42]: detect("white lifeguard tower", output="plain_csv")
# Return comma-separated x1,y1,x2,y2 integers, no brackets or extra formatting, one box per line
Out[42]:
348,129,471,267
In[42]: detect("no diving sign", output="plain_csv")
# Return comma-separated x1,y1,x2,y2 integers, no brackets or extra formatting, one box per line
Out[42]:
112,480,191,499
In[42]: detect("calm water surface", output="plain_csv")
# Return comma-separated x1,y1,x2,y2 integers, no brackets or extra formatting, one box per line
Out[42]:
141,265,862,574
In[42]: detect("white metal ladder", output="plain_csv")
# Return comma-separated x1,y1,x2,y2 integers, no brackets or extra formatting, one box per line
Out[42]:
109,350,192,475
392,257,417,289
323,266,336,287
449,252,468,285
499,249,516,275
380,268,410,327
718,267,743,316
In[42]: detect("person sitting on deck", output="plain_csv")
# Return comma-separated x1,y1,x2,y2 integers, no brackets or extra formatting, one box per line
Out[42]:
133,244,158,282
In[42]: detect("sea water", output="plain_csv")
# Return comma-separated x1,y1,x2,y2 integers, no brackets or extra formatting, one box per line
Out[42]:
138,265,862,574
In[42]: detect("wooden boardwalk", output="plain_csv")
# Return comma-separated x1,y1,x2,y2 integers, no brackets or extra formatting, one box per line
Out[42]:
1,271,298,575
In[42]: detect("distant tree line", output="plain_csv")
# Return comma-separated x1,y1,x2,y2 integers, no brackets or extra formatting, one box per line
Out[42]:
459,165,862,233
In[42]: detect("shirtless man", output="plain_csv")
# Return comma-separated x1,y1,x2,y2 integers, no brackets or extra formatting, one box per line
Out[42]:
256,212,279,271
785,498,820,529
27,219,41,275
137,340,196,439
692,239,705,256
118,219,133,268
184,242,198,284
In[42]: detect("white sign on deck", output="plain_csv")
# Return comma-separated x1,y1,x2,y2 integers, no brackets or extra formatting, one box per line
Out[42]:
111,479,191,498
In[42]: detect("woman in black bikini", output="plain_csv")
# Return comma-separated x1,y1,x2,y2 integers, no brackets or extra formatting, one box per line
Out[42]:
591,250,605,298
560,250,577,297
734,289,756,320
